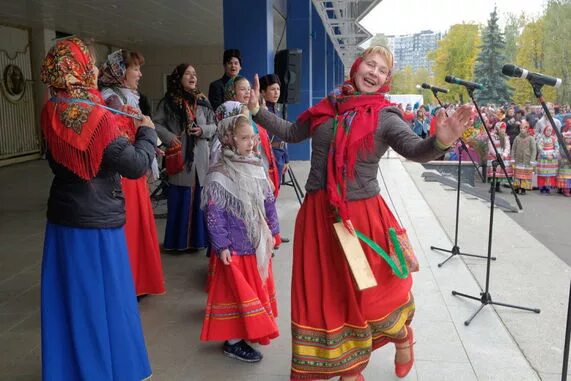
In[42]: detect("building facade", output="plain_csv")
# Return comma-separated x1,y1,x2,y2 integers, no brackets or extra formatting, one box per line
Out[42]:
386,30,441,73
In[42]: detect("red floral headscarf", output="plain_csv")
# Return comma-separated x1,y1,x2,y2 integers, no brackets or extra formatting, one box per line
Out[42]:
40,37,123,180
297,54,394,223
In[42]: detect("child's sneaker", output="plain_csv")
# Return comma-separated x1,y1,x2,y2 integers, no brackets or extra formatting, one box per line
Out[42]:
223,340,263,363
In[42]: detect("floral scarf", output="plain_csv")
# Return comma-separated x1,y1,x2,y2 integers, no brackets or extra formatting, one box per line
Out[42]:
98,49,142,142
223,75,245,102
40,37,122,180
98,50,126,88
297,56,394,223
203,115,274,280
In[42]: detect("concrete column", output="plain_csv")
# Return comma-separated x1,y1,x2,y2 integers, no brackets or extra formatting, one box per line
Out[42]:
284,0,312,160
311,4,326,104
337,53,345,84
326,37,334,92
223,0,273,81
30,27,56,153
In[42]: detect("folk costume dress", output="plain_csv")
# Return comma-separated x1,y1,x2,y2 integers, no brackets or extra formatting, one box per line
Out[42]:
253,56,449,380
536,125,560,189
556,125,571,195
99,50,165,296
200,115,280,344
154,64,217,251
511,129,538,191
486,122,514,183
39,38,152,381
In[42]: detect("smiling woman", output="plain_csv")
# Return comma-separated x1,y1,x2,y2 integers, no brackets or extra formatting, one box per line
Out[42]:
247,45,474,381
98,49,166,298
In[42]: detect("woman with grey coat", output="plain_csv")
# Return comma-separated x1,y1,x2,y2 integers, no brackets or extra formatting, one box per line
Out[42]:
154,64,216,251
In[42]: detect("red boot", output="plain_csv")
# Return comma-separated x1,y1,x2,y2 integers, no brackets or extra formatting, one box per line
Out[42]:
395,326,415,378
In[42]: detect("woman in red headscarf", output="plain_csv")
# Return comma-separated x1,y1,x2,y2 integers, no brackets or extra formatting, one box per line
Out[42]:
40,37,155,380
247,46,473,380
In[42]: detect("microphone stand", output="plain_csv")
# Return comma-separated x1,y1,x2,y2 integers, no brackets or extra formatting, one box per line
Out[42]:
451,87,539,326
530,83,571,381
428,90,491,267
280,102,304,205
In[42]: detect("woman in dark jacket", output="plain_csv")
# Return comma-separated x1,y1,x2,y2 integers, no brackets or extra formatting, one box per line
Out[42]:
40,37,155,381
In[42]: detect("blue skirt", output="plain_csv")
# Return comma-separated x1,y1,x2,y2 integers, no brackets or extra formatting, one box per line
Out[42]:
41,223,151,381
164,184,208,250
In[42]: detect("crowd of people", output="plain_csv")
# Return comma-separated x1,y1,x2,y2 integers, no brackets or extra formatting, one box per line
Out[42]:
40,37,475,381
403,101,571,196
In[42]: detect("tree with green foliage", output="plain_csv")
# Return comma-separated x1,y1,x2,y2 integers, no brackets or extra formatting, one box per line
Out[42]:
368,33,389,48
473,7,513,105
543,0,571,104
511,18,557,104
390,66,416,94
428,23,481,103
503,12,527,65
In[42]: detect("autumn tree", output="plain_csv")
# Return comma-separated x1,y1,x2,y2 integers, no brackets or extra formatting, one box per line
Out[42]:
428,23,481,104
503,12,527,65
473,7,513,104
511,18,557,104
543,0,571,104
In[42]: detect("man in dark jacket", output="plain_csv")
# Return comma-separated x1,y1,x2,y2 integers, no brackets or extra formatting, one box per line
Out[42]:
208,49,242,111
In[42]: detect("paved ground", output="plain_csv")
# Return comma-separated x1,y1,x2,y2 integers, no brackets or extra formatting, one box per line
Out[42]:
0,157,569,380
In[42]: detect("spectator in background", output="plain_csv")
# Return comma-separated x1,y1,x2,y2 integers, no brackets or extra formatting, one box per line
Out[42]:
534,103,561,135
208,49,242,111
504,106,521,146
412,107,429,138
402,103,415,124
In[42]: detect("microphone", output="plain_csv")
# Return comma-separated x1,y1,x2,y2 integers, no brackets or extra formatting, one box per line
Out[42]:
445,75,483,90
502,64,562,88
419,83,449,94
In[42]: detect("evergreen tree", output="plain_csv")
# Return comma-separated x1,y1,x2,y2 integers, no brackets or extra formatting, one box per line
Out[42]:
473,7,513,105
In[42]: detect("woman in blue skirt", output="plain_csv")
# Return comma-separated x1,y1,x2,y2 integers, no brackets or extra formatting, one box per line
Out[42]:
40,37,155,381
154,64,216,251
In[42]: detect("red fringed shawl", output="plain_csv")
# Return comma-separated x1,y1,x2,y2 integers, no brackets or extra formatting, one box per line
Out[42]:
41,100,123,180
297,56,394,222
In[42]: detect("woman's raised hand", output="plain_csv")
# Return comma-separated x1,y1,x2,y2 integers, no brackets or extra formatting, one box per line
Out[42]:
434,104,473,146
248,74,261,112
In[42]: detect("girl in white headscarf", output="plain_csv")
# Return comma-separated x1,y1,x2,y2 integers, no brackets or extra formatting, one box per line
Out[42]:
200,114,281,363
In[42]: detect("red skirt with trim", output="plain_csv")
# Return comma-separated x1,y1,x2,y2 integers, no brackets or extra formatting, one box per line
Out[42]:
200,253,279,344
291,190,414,380
122,177,166,296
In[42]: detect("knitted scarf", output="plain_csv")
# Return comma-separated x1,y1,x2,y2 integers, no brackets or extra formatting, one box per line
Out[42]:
297,56,394,223
203,115,274,280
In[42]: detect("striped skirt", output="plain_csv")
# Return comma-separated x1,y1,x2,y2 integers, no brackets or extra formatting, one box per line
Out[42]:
200,253,279,344
513,164,535,190
290,191,414,380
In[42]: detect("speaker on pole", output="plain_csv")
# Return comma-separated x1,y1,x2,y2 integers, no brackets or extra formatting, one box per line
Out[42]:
274,49,302,104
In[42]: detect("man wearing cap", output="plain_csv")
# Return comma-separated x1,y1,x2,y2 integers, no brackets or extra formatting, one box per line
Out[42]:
208,49,242,111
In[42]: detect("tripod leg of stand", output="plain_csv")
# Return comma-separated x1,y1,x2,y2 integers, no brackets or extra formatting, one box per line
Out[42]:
431,143,491,267
288,167,304,198
490,300,540,313
287,167,303,205
465,304,486,326
450,159,539,326
563,281,571,381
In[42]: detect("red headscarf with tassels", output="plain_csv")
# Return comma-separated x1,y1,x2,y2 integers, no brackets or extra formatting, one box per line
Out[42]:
297,56,395,223
40,37,127,180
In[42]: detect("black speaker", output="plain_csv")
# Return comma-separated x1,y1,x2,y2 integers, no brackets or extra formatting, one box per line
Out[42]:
274,49,302,104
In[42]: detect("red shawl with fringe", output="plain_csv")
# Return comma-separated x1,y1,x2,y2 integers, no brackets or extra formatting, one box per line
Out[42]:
40,37,127,180
297,56,394,223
